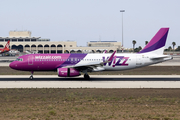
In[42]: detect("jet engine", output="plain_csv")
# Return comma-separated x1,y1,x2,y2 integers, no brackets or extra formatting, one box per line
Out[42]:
57,68,81,77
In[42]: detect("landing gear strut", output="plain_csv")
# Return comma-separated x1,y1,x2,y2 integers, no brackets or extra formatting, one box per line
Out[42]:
29,71,34,80
84,73,90,80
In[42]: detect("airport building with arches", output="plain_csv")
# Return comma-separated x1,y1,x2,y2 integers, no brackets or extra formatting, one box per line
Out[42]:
0,31,121,53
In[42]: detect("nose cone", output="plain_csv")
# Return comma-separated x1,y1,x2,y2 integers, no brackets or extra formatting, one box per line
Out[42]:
9,62,16,69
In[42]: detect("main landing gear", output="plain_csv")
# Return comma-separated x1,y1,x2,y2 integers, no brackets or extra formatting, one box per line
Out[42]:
84,73,90,80
29,71,34,80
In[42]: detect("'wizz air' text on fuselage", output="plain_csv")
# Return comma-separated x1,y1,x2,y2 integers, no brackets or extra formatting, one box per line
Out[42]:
35,55,62,59
103,56,129,67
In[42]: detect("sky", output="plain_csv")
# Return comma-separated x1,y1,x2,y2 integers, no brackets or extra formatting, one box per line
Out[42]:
0,0,180,49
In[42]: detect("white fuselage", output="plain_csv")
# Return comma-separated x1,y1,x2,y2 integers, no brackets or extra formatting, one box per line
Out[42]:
75,53,172,71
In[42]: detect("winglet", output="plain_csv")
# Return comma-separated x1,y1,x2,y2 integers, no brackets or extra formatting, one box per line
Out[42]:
100,51,116,66
103,50,107,54
107,51,116,62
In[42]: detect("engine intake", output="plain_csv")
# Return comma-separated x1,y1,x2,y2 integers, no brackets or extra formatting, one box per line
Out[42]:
57,68,80,77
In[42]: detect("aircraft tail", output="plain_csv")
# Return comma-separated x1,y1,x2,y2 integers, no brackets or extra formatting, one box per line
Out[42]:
5,40,10,49
138,28,169,55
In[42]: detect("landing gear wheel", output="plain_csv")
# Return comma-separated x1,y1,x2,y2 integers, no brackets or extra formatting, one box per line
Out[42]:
29,76,33,80
84,74,90,80
29,71,34,80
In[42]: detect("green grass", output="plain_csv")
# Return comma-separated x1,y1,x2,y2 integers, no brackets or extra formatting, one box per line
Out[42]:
0,88,180,119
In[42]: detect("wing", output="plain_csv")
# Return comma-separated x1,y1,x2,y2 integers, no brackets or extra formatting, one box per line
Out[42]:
63,51,116,72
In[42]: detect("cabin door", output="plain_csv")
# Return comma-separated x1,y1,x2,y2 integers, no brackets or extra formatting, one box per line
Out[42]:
28,55,33,65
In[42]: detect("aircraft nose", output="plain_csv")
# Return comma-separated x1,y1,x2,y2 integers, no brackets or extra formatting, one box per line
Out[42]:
9,62,16,69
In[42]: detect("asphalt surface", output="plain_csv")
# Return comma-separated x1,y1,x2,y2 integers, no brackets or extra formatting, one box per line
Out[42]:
0,75,180,88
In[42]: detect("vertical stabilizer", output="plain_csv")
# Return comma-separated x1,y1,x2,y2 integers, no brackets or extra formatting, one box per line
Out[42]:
138,28,169,55
5,40,10,49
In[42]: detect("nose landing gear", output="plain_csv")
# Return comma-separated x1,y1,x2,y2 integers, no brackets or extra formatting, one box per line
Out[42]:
29,71,34,80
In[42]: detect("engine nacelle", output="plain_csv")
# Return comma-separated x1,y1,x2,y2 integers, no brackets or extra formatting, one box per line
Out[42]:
57,68,81,77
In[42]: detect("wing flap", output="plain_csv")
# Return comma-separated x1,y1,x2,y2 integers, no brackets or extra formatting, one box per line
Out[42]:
64,61,101,68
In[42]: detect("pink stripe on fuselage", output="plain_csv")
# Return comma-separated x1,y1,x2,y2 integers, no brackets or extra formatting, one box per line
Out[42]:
15,54,71,71
33,54,70,70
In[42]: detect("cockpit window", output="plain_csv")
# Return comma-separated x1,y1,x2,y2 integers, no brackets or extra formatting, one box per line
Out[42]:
15,58,23,61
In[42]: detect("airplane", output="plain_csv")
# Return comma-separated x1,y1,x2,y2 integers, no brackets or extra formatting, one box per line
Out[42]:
9,49,19,55
0,40,10,54
9,28,172,80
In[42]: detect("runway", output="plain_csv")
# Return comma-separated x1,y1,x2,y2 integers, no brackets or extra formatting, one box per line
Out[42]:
0,75,180,88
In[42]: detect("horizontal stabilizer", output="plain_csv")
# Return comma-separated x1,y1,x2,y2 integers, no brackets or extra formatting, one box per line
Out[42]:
150,55,173,60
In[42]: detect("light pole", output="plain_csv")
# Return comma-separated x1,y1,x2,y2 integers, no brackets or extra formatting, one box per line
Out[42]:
120,10,125,52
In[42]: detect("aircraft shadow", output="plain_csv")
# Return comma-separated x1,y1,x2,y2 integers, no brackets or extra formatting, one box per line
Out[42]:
0,77,179,81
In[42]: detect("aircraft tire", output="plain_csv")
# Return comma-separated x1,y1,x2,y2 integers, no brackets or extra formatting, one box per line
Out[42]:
84,74,90,80
29,76,33,80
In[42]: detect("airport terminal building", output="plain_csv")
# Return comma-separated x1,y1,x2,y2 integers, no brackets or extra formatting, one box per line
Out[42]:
0,31,121,53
